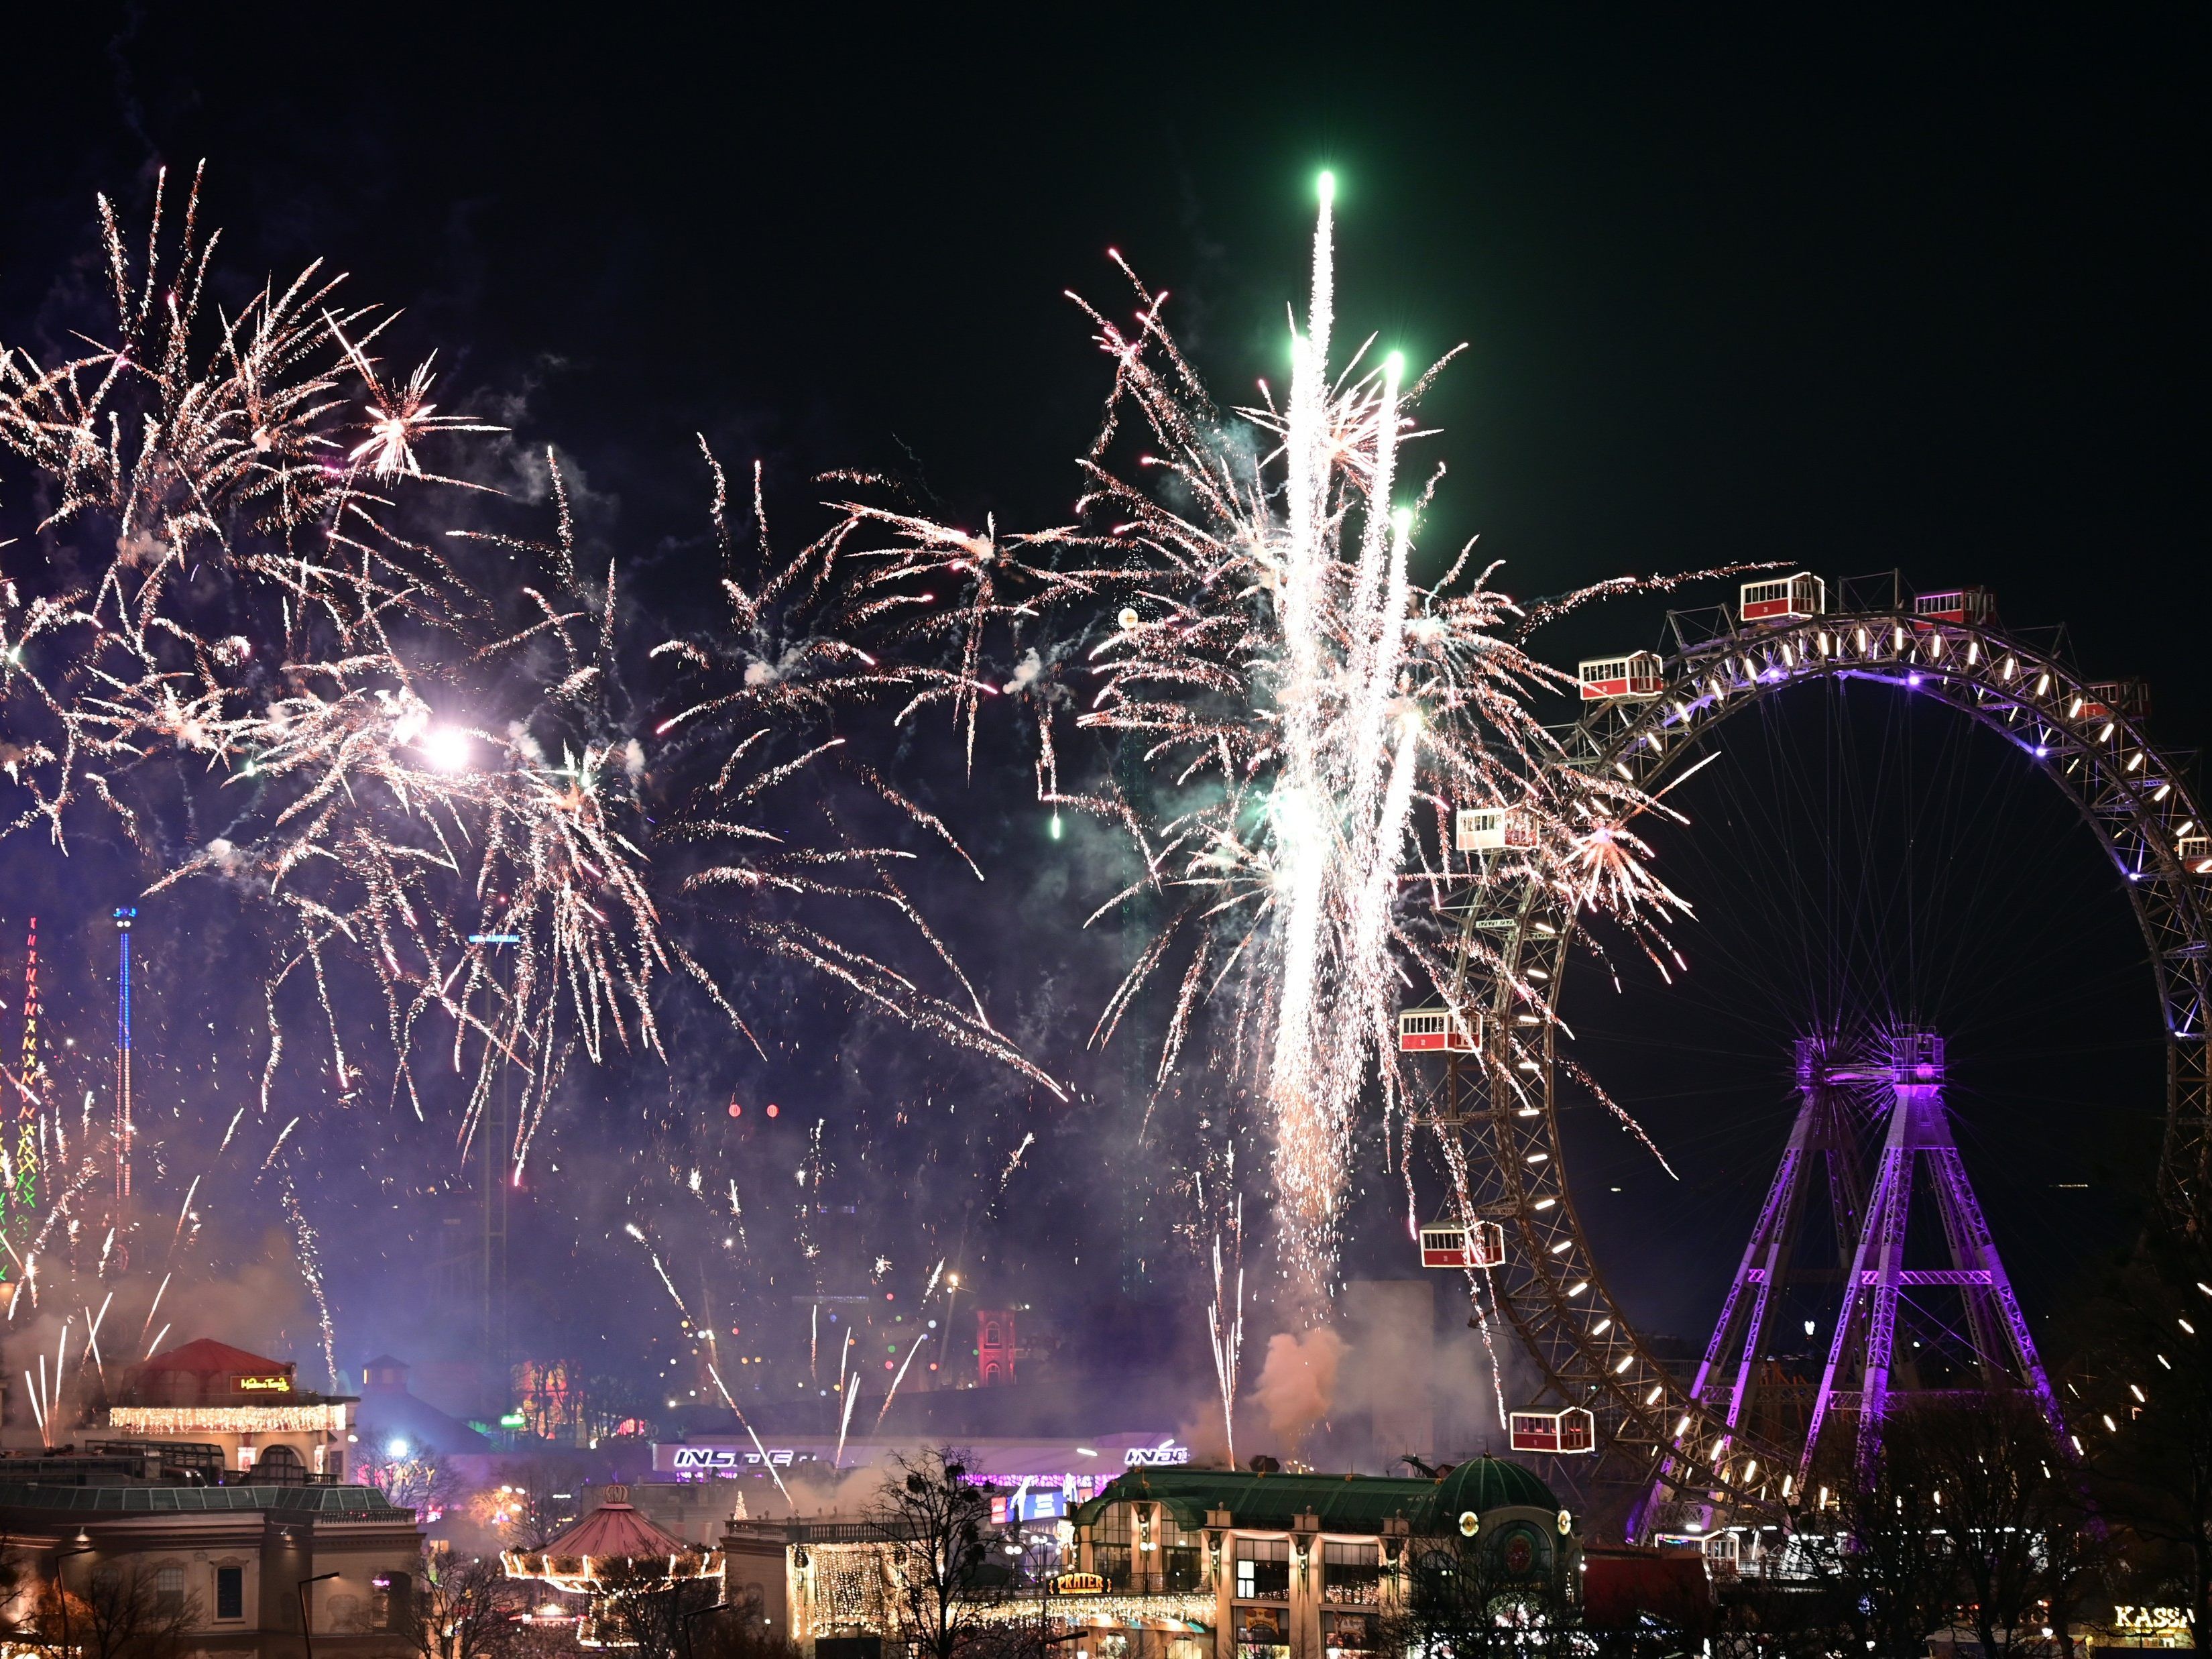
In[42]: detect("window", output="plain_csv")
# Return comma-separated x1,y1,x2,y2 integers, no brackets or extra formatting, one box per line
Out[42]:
1234,1538,1289,1601
1322,1542,1381,1605
1094,1504,1133,1592
984,1324,1000,1347
216,1566,245,1621
1236,1605,1288,1659
250,1444,305,1486
382,1572,414,1633
1325,1613,1375,1658
1492,1525,1548,1577
156,1567,186,1615
1154,1514,1202,1593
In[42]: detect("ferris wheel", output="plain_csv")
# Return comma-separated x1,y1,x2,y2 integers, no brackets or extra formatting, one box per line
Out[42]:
1401,570,2212,1525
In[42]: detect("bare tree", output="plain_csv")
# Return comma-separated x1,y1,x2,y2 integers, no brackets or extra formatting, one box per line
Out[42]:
362,1446,463,1515
1375,1524,1580,1659
687,1585,803,1659
2069,1206,2212,1643
1796,1434,1956,1659
1894,1397,2103,1659
864,1445,1015,1659
588,1570,721,1659
69,1564,198,1659
391,1552,528,1659
481,1458,585,1551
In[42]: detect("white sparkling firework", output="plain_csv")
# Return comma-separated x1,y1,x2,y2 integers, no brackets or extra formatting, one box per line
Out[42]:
0,171,1058,1199
832,177,1702,1304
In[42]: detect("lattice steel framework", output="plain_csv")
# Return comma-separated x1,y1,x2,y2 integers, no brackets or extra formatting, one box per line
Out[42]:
1412,586,2211,1528
1795,1029,2062,1479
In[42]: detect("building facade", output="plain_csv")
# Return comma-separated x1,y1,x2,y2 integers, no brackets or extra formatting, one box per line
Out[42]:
734,1458,1579,1659
107,1338,358,1483
0,1480,425,1659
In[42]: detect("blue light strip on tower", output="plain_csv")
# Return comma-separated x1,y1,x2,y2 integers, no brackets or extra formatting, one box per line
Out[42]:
114,908,135,1051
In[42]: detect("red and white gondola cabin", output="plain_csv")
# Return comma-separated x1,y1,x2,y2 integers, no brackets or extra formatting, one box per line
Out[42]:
1577,652,1665,701
1912,587,1995,626
1420,1219,1505,1269
2078,679,2151,723
1508,1407,1596,1456
1399,1008,1477,1053
1456,807,1537,853
2179,834,2211,876
1738,573,1826,624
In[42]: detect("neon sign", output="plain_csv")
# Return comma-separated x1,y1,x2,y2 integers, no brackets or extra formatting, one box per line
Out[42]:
1122,1444,1190,1467
237,1375,290,1392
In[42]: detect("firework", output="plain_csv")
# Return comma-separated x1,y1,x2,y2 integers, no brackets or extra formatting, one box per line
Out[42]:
1,172,1062,1222
829,176,1697,1306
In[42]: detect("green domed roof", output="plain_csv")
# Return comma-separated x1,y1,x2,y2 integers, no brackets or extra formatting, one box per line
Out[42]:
1426,1456,1558,1523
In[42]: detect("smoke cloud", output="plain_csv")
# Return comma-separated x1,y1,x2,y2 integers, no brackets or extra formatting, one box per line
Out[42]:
1250,1326,1345,1444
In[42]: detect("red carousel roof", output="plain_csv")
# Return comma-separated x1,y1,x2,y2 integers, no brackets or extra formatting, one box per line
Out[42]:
540,1486,694,1559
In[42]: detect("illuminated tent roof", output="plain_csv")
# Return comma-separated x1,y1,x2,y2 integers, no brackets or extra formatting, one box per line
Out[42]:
542,1487,693,1558
503,1485,723,1602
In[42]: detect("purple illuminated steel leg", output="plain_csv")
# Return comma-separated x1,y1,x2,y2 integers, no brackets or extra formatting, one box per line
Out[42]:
1641,1039,1863,1535
1799,1030,2062,1482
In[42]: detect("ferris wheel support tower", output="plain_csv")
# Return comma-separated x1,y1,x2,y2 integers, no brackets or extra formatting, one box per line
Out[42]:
1798,1028,2062,1479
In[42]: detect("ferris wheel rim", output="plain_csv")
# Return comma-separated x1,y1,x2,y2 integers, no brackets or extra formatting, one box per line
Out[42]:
1448,601,2211,1511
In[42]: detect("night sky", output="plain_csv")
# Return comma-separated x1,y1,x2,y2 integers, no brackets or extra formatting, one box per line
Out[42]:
0,9,2203,1444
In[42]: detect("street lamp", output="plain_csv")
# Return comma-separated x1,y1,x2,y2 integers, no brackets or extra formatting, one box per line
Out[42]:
680,1595,725,1659
298,1571,339,1659
51,1542,97,1659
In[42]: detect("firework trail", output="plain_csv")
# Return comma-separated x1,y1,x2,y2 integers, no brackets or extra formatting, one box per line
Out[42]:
1,171,1071,1373
278,1166,338,1388
870,1257,946,1431
998,1131,1035,1191
706,1362,793,1505
1208,1200,1244,1467
829,176,1701,1308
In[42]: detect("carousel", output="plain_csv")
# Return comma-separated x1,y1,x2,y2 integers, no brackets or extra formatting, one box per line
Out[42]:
502,1483,725,1647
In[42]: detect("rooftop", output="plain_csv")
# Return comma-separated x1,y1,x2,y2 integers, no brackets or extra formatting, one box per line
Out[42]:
141,1339,292,1377
1072,1457,1561,1535
0,1483,411,1516
540,1486,699,1558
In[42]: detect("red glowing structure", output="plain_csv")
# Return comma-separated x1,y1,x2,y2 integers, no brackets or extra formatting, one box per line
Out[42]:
1508,1407,1595,1455
1911,587,1995,626
1738,573,1825,624
977,1307,1018,1387
1577,652,1665,702
1399,1009,1478,1053
1419,1218,1505,1270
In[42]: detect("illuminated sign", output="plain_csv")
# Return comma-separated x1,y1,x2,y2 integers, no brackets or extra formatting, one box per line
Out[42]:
1122,1444,1190,1467
1053,1575,1104,1597
991,1489,1067,1525
669,1446,805,1471
237,1375,290,1392
2113,1609,2189,1636
500,1412,528,1428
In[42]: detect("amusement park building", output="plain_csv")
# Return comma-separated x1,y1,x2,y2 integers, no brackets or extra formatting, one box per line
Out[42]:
105,1338,359,1485
732,1458,1581,1659
0,1468,424,1659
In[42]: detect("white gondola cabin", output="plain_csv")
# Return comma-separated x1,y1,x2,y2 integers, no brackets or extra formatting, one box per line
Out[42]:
1420,1218,1505,1269
1738,573,1825,624
1508,1407,1596,1455
1576,652,1665,702
1398,1008,1478,1053
1912,587,1994,626
1456,807,1537,853
2178,834,2210,876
